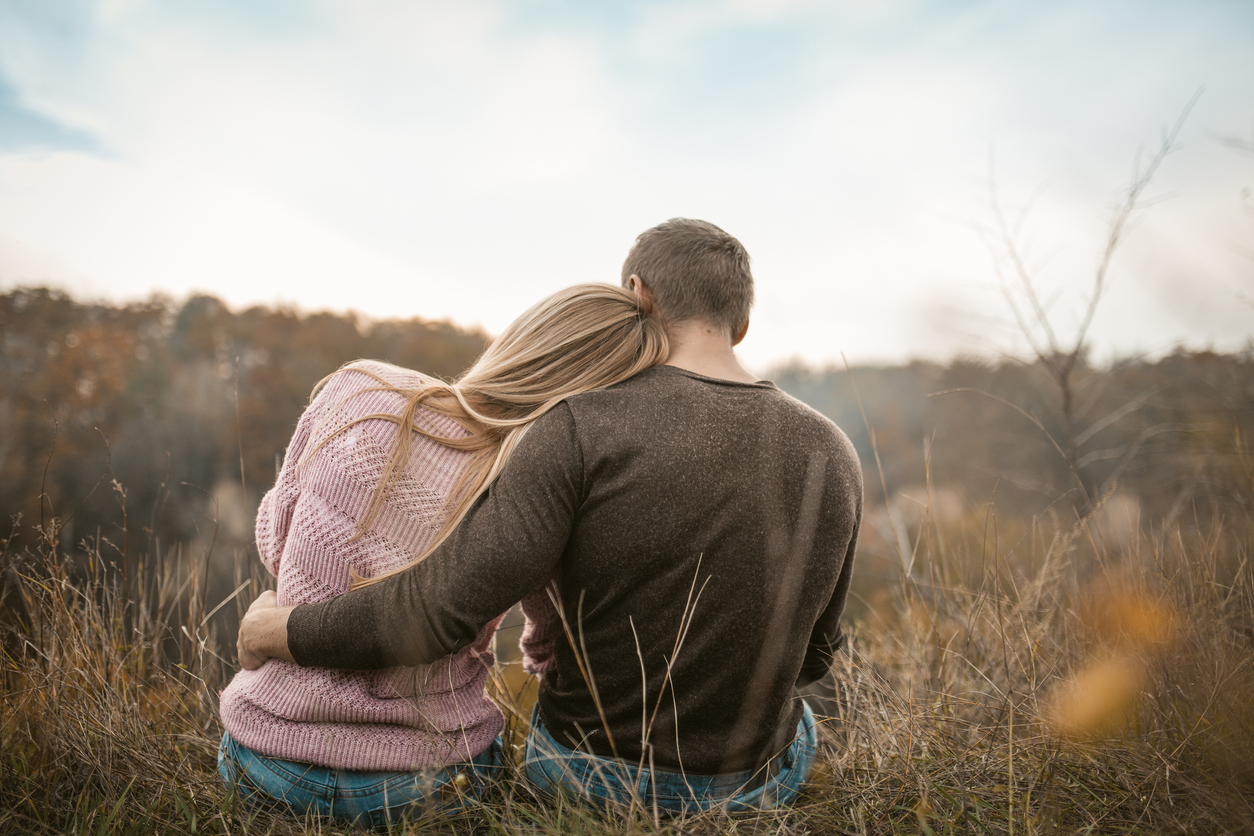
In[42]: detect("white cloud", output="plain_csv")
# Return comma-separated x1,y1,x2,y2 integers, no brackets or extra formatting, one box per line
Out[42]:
0,0,1250,368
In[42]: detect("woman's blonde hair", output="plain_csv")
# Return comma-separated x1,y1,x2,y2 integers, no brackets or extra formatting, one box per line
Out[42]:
305,283,668,588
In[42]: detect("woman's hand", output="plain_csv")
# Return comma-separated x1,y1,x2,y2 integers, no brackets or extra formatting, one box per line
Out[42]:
237,590,297,670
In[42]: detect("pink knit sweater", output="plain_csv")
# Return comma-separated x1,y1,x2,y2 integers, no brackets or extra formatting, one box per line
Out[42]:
219,360,506,771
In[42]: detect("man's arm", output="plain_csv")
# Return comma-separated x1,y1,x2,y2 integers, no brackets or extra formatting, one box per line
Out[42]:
797,521,858,686
797,453,862,688
240,402,584,671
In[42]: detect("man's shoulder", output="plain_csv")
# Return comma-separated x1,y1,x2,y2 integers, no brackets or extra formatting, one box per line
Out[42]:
768,384,844,433
766,386,860,462
560,365,681,409
563,367,855,453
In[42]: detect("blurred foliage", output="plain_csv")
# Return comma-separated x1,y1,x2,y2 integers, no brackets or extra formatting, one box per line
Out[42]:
2,283,1252,593
0,287,488,562
773,350,1254,524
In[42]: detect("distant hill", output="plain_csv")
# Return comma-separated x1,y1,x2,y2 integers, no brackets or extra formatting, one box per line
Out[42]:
0,287,488,557
2,285,1250,570
771,351,1254,524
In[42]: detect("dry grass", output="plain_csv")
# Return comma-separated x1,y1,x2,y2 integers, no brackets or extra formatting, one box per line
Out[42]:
3,488,1253,834
804,502,1254,835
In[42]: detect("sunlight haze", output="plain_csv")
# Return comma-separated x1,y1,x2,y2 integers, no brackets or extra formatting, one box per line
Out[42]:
0,0,1251,369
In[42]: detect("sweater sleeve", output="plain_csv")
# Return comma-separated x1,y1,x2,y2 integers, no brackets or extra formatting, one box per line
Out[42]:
254,392,321,577
519,578,562,675
286,402,583,670
797,442,863,688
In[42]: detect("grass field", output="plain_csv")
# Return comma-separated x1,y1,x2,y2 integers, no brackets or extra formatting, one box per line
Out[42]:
3,478,1253,835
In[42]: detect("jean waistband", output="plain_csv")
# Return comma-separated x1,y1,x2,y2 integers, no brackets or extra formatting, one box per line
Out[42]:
528,706,794,794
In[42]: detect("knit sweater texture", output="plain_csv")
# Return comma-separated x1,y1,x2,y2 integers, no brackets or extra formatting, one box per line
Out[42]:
218,360,504,771
288,365,863,774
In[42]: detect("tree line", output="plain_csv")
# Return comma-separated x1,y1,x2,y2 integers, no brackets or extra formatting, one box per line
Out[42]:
2,286,1250,580
0,287,487,566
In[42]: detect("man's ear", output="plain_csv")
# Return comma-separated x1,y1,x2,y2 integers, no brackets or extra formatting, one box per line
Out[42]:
732,318,749,346
628,274,655,314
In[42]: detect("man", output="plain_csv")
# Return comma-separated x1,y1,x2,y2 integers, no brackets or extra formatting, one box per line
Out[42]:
238,218,862,812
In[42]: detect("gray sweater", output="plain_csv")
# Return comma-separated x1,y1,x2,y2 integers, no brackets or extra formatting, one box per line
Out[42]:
287,365,862,774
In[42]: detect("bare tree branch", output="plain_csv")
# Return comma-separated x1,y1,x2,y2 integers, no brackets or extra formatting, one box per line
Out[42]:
1075,384,1163,447
928,386,1090,509
971,94,1199,510
1071,91,1201,365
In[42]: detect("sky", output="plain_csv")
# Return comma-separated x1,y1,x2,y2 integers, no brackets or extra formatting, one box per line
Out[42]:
0,0,1251,371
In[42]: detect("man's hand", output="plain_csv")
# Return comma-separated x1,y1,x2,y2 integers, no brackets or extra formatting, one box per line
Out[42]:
237,590,297,669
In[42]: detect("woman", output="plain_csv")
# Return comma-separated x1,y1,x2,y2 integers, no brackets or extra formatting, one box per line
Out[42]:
217,284,667,826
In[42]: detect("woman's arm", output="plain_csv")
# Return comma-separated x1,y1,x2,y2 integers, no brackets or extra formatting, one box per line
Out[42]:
519,579,562,675
247,403,583,671
254,398,320,577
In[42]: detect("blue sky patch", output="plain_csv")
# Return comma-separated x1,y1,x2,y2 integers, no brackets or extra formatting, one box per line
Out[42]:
0,74,100,154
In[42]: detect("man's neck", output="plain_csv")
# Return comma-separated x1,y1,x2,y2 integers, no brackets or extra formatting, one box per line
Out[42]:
662,320,759,384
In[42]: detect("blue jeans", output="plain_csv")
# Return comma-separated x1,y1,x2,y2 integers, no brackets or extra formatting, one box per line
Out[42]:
524,701,818,814
217,732,504,827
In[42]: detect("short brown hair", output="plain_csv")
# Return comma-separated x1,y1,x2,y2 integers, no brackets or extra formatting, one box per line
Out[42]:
621,218,754,335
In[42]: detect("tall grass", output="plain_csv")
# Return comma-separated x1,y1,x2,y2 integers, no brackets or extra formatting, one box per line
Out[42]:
818,498,1254,835
2,516,232,833
3,481,1252,834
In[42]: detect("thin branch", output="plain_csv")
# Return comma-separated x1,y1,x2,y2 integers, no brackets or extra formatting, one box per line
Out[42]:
1071,90,1200,362
983,157,1060,365
930,387,1090,509
1079,423,1184,471
1074,385,1163,447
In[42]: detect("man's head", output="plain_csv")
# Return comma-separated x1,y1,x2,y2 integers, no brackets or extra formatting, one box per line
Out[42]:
621,218,754,338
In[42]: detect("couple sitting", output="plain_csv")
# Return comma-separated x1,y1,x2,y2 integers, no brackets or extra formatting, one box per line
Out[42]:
220,218,863,825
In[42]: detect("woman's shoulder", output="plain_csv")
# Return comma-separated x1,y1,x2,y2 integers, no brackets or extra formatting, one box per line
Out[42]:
313,360,469,439
310,360,423,403
336,359,428,389
301,360,424,423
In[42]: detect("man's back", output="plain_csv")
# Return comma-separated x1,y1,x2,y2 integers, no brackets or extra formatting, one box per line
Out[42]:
286,364,861,774
539,365,861,772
